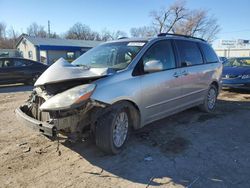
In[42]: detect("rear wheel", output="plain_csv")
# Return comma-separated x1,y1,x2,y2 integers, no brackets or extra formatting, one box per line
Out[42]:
199,84,218,113
95,104,131,154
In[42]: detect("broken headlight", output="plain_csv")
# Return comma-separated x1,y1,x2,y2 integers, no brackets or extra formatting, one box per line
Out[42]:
40,84,96,111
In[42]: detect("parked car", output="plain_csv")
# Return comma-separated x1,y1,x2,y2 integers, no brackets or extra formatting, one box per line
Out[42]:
222,57,250,89
16,34,222,154
219,56,229,64
0,57,48,85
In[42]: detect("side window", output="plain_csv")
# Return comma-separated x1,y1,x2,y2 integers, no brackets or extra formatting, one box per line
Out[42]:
0,60,3,68
142,40,176,71
2,59,14,67
199,43,218,63
14,59,29,67
28,51,33,59
175,40,203,66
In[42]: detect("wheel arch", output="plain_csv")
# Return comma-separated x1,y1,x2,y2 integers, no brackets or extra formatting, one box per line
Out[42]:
111,100,141,130
210,80,220,96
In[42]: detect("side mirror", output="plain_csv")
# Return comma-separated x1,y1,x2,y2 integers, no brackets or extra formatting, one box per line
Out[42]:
144,60,164,73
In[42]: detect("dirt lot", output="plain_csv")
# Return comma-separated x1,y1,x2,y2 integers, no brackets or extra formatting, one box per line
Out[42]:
0,85,250,188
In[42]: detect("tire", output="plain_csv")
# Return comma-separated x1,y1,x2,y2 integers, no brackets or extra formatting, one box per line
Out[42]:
95,103,131,154
199,84,218,113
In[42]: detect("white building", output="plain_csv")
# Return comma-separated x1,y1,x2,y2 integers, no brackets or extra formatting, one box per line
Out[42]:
214,39,250,58
16,35,102,65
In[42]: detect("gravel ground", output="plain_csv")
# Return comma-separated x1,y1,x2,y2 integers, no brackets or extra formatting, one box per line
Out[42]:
0,85,250,188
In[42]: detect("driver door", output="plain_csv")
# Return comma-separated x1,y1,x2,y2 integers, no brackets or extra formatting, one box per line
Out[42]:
139,40,183,124
0,58,17,84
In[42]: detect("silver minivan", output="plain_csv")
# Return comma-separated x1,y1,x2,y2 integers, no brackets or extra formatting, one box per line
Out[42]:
16,34,222,154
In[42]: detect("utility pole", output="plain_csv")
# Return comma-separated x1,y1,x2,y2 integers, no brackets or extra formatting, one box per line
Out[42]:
48,20,51,38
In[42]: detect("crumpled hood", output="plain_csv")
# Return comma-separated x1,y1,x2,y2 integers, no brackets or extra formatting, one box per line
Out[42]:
35,58,114,86
223,66,250,76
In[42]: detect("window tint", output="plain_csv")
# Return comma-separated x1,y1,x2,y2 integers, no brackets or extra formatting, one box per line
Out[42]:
1,59,14,67
14,59,30,67
175,40,203,66
200,43,218,63
0,60,4,68
142,40,175,70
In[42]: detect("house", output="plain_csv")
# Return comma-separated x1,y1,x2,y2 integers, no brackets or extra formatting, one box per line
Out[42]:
16,35,102,65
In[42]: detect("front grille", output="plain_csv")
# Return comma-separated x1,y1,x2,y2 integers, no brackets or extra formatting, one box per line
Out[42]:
30,96,50,122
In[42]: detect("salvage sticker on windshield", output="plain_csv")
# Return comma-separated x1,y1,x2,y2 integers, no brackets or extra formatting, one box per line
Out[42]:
127,42,145,47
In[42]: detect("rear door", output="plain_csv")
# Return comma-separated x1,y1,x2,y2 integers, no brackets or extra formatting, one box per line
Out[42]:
0,58,17,84
138,40,183,124
174,40,208,106
12,59,33,81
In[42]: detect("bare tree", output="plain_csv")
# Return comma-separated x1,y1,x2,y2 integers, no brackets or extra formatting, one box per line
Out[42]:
0,22,7,39
49,32,60,39
150,0,187,33
0,23,18,48
99,29,114,41
130,26,156,38
111,30,127,40
27,22,47,38
6,27,20,48
95,29,127,41
173,10,220,42
65,23,99,40
133,0,220,42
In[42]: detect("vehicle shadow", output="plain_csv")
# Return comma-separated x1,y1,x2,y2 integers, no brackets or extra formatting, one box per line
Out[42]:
222,88,250,94
61,97,250,187
0,84,33,93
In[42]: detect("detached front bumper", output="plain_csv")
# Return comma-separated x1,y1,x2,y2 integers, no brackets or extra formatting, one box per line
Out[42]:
15,106,57,137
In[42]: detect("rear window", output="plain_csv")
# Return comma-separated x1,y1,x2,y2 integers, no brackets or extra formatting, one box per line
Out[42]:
14,59,32,67
200,43,218,63
175,40,203,66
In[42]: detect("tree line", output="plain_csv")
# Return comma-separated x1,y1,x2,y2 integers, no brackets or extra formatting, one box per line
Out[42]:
0,0,220,49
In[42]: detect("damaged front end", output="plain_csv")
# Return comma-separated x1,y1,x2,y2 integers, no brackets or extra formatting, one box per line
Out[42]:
16,84,107,139
15,58,110,139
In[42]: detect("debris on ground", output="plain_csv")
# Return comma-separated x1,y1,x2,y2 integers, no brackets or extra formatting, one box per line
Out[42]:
18,142,27,147
23,147,31,153
35,148,47,154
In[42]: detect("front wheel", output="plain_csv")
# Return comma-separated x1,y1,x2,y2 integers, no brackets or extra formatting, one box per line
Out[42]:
199,84,218,113
95,105,130,154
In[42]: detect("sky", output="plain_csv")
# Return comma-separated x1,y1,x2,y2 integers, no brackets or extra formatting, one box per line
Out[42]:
1,0,250,43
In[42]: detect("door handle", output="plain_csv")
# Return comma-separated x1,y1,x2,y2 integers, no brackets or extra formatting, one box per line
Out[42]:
173,72,180,78
181,70,189,76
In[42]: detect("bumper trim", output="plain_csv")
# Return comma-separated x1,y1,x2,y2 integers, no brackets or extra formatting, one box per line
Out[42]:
222,83,250,89
15,106,56,137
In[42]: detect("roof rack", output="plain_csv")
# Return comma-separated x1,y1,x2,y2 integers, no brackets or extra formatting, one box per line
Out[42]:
157,33,206,42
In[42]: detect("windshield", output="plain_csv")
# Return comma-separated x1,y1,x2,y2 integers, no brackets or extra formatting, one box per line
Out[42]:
72,41,146,70
224,57,250,67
